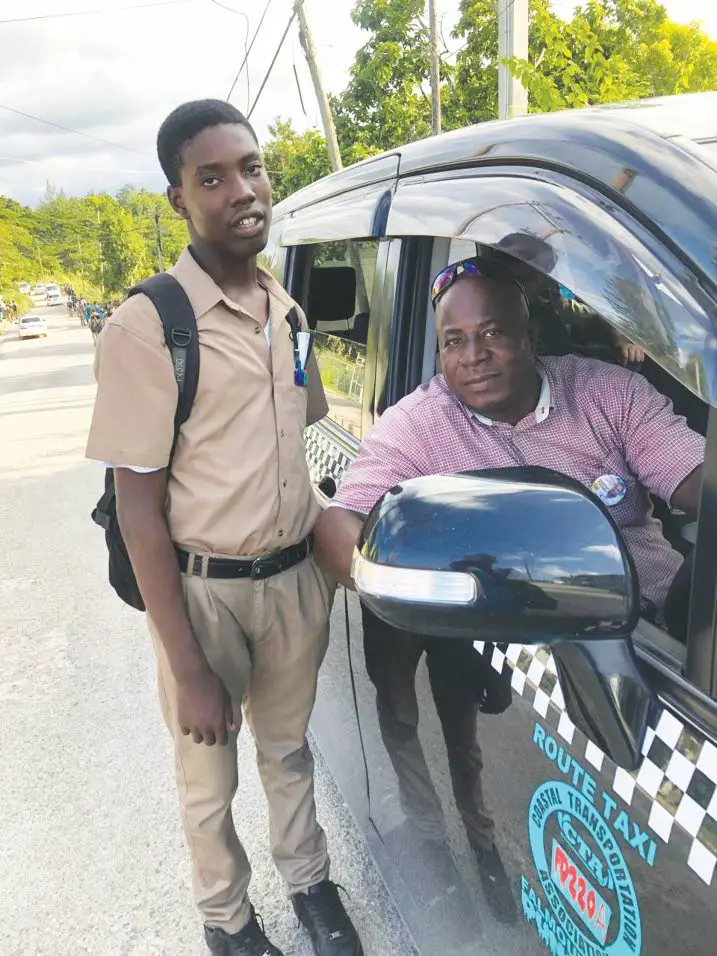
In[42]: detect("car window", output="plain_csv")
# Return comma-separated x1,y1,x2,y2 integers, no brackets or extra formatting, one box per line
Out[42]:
437,237,706,665
392,172,717,405
259,219,286,282
302,239,380,439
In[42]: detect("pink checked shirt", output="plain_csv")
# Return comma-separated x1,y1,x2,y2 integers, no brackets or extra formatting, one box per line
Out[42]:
333,355,705,608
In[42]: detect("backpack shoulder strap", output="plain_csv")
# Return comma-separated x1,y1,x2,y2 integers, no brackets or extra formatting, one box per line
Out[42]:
128,273,199,432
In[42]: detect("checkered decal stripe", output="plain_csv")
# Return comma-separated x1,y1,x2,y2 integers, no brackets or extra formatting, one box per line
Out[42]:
475,641,717,886
305,426,352,486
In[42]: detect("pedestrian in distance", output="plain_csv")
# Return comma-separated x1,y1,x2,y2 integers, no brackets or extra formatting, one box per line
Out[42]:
86,99,364,956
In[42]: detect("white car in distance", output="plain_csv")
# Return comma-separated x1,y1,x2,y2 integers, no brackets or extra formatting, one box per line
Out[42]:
18,314,48,339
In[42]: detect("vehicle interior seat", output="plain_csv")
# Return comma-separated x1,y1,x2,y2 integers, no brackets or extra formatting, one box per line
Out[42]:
306,265,359,339
346,311,370,345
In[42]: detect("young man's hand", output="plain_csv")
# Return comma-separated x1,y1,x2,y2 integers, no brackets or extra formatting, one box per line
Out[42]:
177,667,236,746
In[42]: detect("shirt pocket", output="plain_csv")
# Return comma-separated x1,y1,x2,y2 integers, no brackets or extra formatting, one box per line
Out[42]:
292,380,309,429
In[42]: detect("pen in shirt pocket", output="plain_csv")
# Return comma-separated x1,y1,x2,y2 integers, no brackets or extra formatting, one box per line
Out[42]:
298,330,314,368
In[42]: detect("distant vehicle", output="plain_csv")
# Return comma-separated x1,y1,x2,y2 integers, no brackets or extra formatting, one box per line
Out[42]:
18,314,47,339
30,285,47,298
17,282,30,294
46,290,63,306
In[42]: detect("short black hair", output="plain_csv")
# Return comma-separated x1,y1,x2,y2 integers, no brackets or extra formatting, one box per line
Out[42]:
157,99,259,186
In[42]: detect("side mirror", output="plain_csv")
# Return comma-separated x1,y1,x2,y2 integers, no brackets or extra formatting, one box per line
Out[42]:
352,467,655,770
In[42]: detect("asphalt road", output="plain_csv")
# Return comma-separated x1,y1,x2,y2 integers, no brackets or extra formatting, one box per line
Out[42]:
0,306,415,956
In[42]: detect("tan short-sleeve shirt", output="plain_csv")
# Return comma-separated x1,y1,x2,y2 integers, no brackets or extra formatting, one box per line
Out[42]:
86,247,328,557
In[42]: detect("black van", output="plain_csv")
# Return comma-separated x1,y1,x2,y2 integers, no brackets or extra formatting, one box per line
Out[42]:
266,92,717,956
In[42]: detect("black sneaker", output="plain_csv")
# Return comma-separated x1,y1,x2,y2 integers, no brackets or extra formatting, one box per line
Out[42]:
475,844,518,925
292,880,364,956
205,907,285,956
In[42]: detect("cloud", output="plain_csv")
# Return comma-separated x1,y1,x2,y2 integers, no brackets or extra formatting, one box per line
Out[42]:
584,545,622,561
2,0,711,207
0,0,365,205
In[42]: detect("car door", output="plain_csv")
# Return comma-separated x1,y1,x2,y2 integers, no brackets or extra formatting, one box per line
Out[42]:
267,179,406,834
339,168,717,955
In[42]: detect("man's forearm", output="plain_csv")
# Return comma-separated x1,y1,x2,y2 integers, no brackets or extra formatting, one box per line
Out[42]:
672,465,703,519
117,483,208,682
314,507,365,590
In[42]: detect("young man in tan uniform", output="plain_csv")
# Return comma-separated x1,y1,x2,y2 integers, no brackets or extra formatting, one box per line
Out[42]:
86,100,363,956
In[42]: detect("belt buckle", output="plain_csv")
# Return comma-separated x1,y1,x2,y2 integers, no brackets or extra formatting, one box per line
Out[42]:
251,554,276,580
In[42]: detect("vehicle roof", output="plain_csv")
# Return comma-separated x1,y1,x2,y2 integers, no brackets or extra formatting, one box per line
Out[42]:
274,92,717,218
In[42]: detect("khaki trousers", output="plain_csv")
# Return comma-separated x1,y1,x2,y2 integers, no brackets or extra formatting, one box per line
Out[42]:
149,554,333,934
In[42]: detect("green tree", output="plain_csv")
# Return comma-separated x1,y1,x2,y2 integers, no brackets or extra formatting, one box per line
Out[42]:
509,0,717,112
90,196,151,293
331,0,717,155
262,120,333,204
333,0,435,157
117,184,188,270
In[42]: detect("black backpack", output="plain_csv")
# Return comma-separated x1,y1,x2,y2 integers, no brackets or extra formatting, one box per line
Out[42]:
91,273,200,611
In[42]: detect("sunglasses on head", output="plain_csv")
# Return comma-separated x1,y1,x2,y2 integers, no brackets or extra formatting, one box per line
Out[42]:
431,258,486,307
430,257,530,310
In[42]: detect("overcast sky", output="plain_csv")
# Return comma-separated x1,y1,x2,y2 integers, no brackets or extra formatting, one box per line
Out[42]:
0,0,715,206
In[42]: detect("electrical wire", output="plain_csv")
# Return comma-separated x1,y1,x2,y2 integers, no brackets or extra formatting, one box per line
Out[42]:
0,0,190,25
0,103,149,156
207,0,251,109
225,0,274,104
293,61,307,116
247,10,296,120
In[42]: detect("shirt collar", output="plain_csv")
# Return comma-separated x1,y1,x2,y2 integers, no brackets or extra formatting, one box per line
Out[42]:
169,246,295,321
468,363,552,426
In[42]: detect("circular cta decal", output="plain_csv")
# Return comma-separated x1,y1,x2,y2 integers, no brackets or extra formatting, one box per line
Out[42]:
525,780,642,955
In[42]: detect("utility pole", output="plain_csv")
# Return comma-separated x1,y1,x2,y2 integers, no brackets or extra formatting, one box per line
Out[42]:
427,0,442,135
33,237,45,278
154,209,165,273
96,208,105,296
498,0,529,120
294,0,370,313
295,0,342,173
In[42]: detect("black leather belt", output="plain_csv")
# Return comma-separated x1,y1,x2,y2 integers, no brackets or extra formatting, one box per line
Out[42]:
177,536,313,581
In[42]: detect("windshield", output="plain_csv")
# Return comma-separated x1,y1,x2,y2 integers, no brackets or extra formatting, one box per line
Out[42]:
21,317,42,324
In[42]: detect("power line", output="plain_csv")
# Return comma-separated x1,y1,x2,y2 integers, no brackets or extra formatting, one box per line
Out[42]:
225,0,274,104
206,0,251,110
0,0,190,25
247,10,296,120
0,103,149,156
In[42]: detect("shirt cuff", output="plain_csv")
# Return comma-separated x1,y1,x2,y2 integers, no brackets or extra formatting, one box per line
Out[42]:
103,463,161,474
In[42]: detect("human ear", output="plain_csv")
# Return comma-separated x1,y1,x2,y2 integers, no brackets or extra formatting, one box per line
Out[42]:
167,185,189,221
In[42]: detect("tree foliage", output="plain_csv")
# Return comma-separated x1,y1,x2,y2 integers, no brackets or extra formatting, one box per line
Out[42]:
263,0,717,199
0,187,188,301
262,120,333,204
510,0,717,111
4,0,716,286
333,0,433,155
